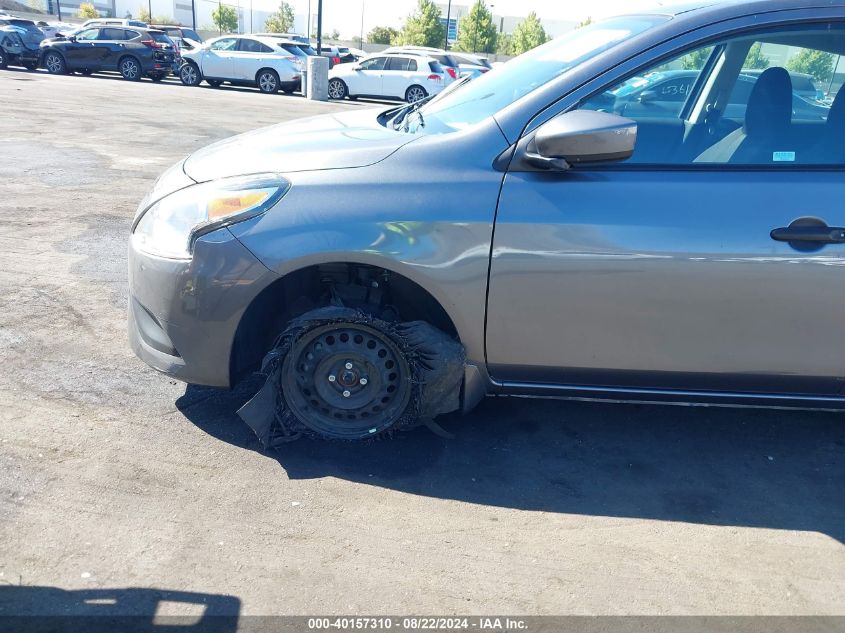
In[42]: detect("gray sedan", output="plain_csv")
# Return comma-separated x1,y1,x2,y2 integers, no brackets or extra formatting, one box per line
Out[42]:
129,0,845,442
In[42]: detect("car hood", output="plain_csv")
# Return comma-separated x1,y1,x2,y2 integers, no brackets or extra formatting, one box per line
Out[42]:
183,108,415,182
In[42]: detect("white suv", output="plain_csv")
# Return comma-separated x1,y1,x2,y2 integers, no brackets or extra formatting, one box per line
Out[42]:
179,34,302,94
328,53,448,103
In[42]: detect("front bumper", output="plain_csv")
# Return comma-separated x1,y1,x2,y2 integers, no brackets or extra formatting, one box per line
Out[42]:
128,227,278,387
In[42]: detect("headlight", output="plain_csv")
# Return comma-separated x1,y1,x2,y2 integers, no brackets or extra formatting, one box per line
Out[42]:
132,173,289,260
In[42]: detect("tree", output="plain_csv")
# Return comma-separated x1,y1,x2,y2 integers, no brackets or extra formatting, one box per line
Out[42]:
153,15,179,25
329,28,340,40
138,6,151,22
368,26,398,45
788,48,835,83
510,11,547,55
496,32,513,56
577,16,593,29
212,4,238,34
77,2,98,18
681,46,713,70
743,42,769,70
398,0,444,48
264,1,295,33
455,0,496,54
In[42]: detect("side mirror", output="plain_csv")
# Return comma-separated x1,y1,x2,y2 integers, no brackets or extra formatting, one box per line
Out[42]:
526,110,637,170
638,89,658,104
352,65,362,71
68,35,77,42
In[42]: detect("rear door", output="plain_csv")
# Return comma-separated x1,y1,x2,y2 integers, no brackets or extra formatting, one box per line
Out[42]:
231,38,267,80
96,27,129,70
486,18,845,397
382,56,415,98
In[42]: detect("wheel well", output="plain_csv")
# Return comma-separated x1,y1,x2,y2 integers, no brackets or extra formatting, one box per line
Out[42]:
44,49,64,63
230,263,459,384
118,54,140,68
256,67,279,81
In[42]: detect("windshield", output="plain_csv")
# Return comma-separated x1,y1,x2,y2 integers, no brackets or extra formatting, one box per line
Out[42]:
413,15,668,134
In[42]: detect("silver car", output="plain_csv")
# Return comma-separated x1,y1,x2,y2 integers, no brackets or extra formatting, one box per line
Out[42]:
129,0,845,443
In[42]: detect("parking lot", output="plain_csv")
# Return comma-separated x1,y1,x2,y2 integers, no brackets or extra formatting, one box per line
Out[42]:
1,68,844,618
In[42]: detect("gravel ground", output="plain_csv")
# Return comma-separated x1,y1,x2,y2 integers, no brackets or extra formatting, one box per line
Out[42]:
0,69,843,620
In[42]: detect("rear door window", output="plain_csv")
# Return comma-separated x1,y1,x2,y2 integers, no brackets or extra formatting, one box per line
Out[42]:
386,57,411,71
99,28,125,40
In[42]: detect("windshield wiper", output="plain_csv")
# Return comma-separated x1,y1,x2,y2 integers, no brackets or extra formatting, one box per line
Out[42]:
392,95,432,131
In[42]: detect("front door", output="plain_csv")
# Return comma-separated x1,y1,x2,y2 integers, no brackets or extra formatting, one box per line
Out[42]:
349,56,385,96
486,20,845,396
64,27,101,70
201,37,238,78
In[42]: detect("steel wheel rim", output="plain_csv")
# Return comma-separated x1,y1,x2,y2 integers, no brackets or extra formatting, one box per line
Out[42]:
328,80,344,99
259,72,276,92
407,87,425,102
282,323,411,438
122,59,138,79
181,65,196,84
46,54,61,73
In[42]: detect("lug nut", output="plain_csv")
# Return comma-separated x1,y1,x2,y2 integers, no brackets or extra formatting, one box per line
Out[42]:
345,362,353,370
359,378,368,386
328,375,336,382
342,390,351,398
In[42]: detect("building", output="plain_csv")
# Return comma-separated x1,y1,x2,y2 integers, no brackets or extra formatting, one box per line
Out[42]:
51,0,306,33
435,3,577,44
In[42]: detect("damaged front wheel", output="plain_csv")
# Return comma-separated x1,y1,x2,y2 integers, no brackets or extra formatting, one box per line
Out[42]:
238,306,466,445
282,321,412,439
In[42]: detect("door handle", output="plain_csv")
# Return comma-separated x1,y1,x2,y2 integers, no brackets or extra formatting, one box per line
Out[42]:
770,226,845,243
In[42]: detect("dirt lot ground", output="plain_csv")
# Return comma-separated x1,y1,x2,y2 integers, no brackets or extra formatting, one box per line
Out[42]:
0,69,844,620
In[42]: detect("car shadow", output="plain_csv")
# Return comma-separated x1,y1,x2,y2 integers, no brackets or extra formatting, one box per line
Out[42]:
177,380,845,543
0,585,240,632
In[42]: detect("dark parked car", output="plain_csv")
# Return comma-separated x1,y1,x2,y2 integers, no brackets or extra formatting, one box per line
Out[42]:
0,16,43,70
318,45,355,67
149,24,202,51
39,26,178,81
740,68,825,101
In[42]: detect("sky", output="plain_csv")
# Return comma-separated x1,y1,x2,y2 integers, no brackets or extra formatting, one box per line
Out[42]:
280,0,702,40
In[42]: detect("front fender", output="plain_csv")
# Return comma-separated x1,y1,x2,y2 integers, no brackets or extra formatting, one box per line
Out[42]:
227,118,509,369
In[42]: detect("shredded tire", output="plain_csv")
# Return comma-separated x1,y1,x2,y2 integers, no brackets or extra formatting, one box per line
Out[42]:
237,306,465,446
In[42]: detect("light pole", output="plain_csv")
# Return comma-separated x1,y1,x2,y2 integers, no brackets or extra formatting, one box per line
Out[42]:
316,0,323,53
444,0,452,50
359,0,364,48
147,0,152,23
